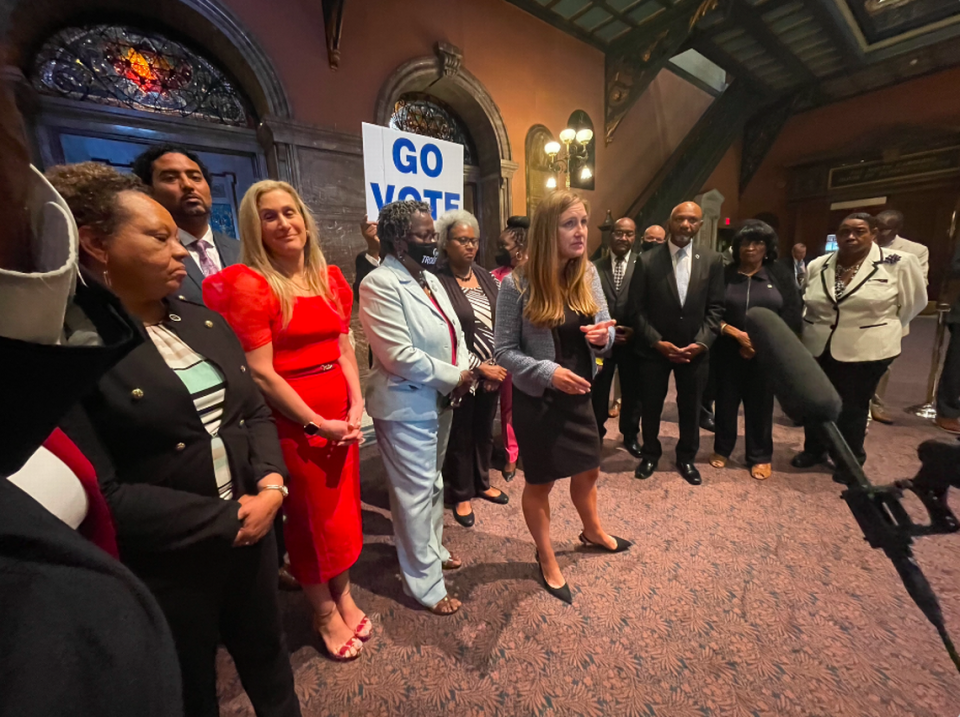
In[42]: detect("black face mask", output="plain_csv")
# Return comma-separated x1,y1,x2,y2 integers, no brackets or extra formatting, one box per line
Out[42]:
640,240,660,252
494,248,513,268
404,241,439,270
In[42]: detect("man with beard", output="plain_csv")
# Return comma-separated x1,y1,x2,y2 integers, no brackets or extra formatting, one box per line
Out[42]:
592,217,642,455
131,145,240,304
626,202,725,485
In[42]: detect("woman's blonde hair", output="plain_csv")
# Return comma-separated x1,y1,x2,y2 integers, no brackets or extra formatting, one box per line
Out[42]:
516,189,598,327
238,180,338,326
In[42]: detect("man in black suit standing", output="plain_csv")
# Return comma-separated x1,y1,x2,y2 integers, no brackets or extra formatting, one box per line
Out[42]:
132,145,240,304
779,242,807,288
592,217,642,455
354,215,381,298
627,201,725,485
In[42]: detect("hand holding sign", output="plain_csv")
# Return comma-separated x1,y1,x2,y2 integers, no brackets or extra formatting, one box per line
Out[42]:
363,123,464,221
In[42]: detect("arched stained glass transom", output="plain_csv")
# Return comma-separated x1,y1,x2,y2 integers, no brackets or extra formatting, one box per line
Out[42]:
389,92,476,166
31,24,254,127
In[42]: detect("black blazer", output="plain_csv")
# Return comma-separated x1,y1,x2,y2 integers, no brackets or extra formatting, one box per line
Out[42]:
721,261,803,335
177,230,240,304
62,296,286,570
594,251,639,324
626,241,726,357
435,262,499,358
778,255,807,288
354,251,380,301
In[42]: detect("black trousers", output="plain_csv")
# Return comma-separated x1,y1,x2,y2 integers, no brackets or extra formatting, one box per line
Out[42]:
937,323,960,419
803,352,893,465
144,529,301,717
590,345,641,441
638,351,709,463
712,338,774,465
443,387,499,504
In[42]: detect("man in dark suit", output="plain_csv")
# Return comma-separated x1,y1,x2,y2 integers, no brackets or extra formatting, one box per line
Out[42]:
626,201,725,485
132,144,240,303
592,217,642,455
936,237,960,434
779,242,808,288
354,214,381,298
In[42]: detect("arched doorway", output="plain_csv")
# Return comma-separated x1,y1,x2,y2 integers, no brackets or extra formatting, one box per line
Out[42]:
375,43,518,267
7,0,293,234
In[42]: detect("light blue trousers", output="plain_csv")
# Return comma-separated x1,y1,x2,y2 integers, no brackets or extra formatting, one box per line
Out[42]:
373,410,454,608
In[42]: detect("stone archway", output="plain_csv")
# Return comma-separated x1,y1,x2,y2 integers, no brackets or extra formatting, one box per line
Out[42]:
375,42,518,266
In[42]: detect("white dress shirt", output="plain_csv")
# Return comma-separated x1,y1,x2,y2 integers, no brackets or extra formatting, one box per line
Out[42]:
179,225,223,274
668,239,693,305
611,250,632,293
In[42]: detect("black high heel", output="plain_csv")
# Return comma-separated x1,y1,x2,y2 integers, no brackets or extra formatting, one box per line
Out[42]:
534,551,573,604
578,532,632,553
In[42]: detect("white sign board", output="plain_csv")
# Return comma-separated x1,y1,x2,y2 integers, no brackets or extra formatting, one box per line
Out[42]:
362,122,464,221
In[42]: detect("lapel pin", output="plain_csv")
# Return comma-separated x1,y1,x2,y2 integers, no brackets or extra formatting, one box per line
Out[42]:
695,254,700,260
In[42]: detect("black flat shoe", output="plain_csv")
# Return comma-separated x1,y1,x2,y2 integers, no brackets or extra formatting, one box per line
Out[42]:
624,439,642,459
535,551,572,604
634,458,657,480
477,490,509,505
677,461,702,485
453,509,475,528
578,532,632,553
791,451,827,469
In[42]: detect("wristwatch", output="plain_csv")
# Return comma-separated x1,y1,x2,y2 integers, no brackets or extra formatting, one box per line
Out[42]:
304,420,324,436
260,484,289,498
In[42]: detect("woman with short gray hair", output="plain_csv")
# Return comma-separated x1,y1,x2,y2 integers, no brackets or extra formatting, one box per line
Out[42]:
434,210,510,528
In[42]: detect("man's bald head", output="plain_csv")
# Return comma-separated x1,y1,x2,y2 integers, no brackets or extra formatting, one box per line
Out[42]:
610,217,637,257
642,225,666,243
668,202,703,247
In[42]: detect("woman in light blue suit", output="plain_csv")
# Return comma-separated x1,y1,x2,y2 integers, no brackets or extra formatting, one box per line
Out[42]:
359,200,474,616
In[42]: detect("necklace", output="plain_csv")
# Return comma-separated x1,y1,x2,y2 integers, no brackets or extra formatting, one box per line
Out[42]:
454,267,474,282
834,256,866,298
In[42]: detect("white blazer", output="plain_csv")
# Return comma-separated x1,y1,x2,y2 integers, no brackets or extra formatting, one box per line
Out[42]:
802,242,926,362
359,254,469,422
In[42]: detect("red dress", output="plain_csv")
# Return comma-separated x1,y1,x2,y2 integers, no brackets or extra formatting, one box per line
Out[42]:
204,264,361,584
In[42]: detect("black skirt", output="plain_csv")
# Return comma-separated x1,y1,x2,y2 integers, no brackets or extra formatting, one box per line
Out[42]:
512,386,601,484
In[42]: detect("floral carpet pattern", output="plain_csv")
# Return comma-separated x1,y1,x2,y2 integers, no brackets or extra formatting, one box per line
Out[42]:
218,318,960,716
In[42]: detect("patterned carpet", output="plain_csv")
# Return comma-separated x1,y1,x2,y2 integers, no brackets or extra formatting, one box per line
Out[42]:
218,316,960,716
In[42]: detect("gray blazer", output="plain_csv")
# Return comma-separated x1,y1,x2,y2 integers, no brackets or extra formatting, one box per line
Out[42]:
359,254,469,422
494,264,613,398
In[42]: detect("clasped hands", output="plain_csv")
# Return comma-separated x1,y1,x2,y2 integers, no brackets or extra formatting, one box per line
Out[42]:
722,324,756,359
233,472,285,547
654,341,706,364
313,400,365,446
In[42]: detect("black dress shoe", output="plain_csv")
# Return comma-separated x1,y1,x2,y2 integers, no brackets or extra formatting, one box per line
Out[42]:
535,551,572,604
453,509,475,527
624,438,642,458
634,458,657,480
790,451,827,469
578,532,632,553
477,490,509,505
502,469,516,482
677,462,702,485
699,415,716,432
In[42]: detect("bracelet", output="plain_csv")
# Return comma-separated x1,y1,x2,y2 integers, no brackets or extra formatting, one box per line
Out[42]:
259,484,288,498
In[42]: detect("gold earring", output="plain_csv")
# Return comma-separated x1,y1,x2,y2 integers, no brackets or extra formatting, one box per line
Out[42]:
102,269,112,289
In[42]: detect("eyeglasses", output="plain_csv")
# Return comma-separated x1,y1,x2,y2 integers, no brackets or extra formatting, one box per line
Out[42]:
450,236,480,247
611,230,636,238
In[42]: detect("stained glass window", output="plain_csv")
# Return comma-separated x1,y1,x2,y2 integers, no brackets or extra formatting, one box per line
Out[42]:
31,25,254,127
390,93,476,166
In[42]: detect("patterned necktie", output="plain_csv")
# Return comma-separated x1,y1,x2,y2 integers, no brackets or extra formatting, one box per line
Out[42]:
675,245,690,306
613,256,625,293
194,239,219,278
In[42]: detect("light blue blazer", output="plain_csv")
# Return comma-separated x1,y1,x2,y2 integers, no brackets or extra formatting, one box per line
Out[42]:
359,254,469,422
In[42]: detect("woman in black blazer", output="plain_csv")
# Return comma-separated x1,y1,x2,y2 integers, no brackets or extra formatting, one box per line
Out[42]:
49,163,300,717
434,210,509,527
709,220,802,480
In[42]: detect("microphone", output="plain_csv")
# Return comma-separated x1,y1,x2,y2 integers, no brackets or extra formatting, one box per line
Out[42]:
744,307,841,424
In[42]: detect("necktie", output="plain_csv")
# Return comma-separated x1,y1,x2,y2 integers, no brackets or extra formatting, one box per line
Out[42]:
194,240,219,278
675,245,690,306
613,256,625,293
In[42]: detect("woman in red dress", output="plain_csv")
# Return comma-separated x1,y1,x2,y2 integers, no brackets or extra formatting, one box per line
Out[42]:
204,180,367,661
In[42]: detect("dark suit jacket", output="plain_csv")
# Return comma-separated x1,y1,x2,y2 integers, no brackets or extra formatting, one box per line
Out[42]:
177,230,241,304
62,297,286,576
626,241,726,357
435,262,499,358
354,251,379,300
594,251,639,324
721,261,804,336
778,255,808,288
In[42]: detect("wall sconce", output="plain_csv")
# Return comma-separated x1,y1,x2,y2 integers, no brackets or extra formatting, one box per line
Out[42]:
545,127,594,189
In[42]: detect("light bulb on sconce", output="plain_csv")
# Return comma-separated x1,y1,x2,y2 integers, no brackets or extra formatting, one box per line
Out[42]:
546,176,557,189
575,128,593,145
544,141,561,157
542,119,594,189
558,128,577,144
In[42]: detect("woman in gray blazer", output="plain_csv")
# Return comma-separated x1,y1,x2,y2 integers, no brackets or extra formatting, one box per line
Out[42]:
495,189,630,605
359,200,474,616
